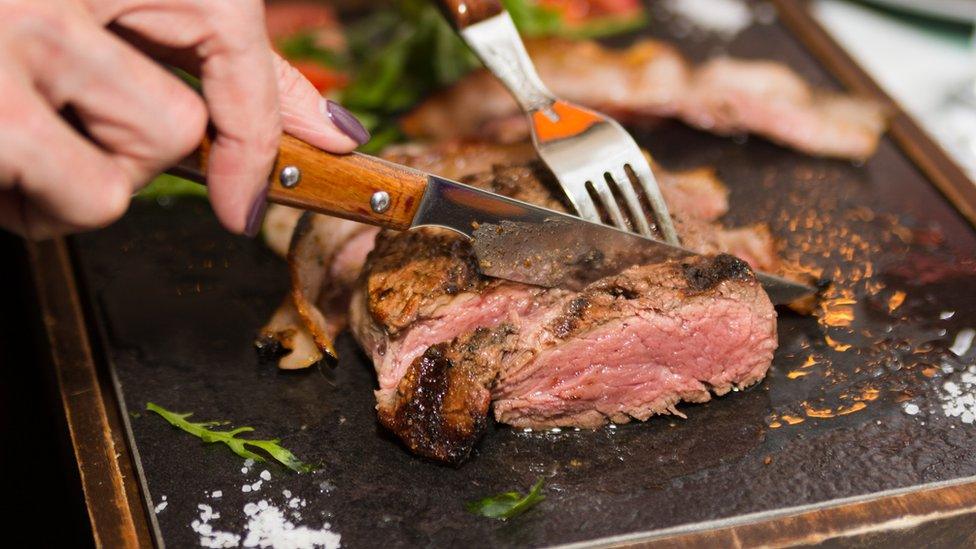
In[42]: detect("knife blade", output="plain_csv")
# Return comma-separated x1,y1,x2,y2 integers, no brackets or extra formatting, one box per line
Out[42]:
172,134,815,304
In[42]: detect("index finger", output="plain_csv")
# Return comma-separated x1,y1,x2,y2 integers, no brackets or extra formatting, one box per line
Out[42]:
93,0,282,235
195,0,281,236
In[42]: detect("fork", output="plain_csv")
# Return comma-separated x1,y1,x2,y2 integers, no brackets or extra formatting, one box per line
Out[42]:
435,0,680,245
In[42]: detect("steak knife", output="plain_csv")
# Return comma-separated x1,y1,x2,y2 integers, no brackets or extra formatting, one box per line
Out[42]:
171,135,815,304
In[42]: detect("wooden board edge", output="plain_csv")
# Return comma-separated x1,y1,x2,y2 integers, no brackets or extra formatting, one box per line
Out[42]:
584,477,976,548
26,238,154,549
772,0,976,228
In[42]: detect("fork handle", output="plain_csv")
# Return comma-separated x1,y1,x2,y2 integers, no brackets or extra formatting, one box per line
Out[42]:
436,0,503,29
440,4,555,115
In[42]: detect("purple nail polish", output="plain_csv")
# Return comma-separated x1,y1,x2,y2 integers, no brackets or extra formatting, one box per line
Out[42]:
244,186,269,238
326,100,370,146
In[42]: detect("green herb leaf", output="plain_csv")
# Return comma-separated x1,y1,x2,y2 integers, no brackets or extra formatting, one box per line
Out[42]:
136,174,208,200
465,478,545,520
276,32,346,68
502,0,565,37
146,402,315,473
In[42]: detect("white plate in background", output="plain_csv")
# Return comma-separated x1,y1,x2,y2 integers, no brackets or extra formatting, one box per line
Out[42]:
864,0,975,23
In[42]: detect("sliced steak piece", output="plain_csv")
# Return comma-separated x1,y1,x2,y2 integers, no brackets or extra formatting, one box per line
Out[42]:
402,38,887,159
259,213,378,368
357,252,776,463
491,255,776,429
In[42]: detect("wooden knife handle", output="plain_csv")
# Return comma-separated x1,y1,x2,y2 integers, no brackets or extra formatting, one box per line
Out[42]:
188,134,428,231
435,0,503,30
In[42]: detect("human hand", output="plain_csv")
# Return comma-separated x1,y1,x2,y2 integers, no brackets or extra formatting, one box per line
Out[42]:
0,0,369,239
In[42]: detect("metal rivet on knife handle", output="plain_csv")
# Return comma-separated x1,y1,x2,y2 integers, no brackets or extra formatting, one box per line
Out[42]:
370,191,391,213
279,165,301,188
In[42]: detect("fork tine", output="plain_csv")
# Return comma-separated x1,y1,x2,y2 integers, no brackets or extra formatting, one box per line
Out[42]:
607,168,654,238
592,177,629,230
628,162,681,246
565,188,603,224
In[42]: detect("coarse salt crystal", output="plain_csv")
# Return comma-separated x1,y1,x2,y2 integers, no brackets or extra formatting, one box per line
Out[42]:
950,328,975,356
260,470,271,481
283,490,292,498
212,490,222,499
251,480,262,491
193,493,341,549
192,503,240,548
154,501,168,514
241,505,340,549
242,485,252,493
940,311,955,320
903,403,920,416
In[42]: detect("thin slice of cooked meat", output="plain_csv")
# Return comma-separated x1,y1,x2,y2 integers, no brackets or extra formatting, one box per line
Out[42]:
258,213,378,368
682,58,887,160
401,38,887,159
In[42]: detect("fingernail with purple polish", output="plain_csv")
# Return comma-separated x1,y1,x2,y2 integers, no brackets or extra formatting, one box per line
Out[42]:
325,99,370,146
244,186,269,238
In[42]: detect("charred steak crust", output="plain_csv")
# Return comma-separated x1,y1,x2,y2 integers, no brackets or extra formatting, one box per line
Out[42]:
682,253,754,293
378,326,516,464
365,228,487,334
460,162,570,212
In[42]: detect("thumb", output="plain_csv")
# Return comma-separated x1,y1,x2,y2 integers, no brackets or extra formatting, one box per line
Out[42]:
273,54,369,152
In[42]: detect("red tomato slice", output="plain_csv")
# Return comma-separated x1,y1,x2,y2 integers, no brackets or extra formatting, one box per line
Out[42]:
537,0,642,25
291,60,349,93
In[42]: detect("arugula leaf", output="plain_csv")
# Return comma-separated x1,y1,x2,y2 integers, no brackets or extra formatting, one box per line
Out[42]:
136,174,207,200
277,32,346,68
465,478,545,520
502,0,564,37
503,0,646,39
146,402,315,473
341,3,477,115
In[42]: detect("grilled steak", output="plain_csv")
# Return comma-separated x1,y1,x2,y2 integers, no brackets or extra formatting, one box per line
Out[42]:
351,237,776,462
342,143,779,463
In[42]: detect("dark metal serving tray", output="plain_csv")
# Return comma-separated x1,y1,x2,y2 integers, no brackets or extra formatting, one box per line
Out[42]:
27,1,976,546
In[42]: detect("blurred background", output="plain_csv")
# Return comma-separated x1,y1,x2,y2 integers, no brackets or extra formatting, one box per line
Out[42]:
813,0,975,179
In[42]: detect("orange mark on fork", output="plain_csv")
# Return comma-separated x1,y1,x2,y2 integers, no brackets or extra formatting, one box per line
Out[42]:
532,101,601,143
